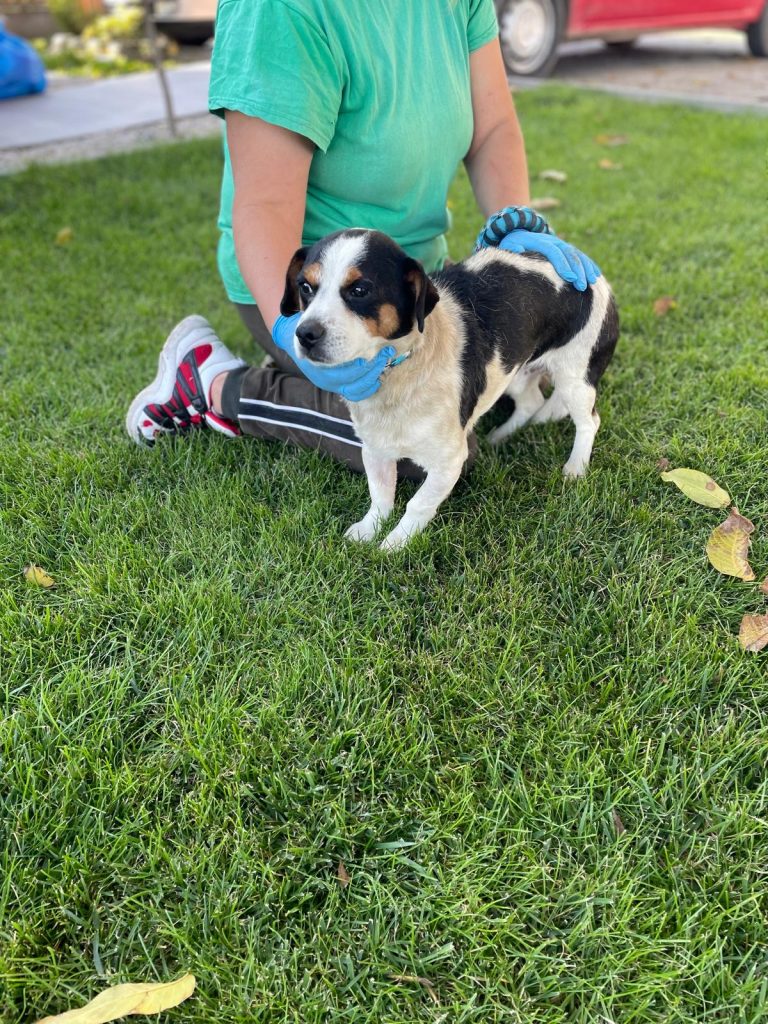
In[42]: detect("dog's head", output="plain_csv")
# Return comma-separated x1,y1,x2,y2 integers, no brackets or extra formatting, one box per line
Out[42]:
280,229,440,364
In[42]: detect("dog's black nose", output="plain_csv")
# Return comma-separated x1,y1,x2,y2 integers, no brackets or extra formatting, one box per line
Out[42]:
296,320,326,351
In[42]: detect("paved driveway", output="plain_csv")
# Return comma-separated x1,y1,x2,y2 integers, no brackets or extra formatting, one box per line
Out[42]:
535,29,768,113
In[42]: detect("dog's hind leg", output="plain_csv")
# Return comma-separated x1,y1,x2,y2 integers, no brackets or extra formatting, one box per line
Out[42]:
488,371,545,445
380,447,466,551
345,448,397,542
528,391,569,424
558,379,600,478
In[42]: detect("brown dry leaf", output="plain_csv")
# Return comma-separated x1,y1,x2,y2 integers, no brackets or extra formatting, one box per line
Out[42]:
739,613,768,652
24,564,55,588
656,457,671,472
388,974,439,1005
337,861,350,888
531,196,561,211
598,158,623,170
660,468,730,508
612,809,626,836
539,169,568,183
653,296,677,316
595,133,629,146
35,975,195,1024
706,508,756,581
56,227,74,246
760,577,768,595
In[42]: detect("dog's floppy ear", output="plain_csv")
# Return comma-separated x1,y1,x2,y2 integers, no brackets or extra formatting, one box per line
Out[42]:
280,246,309,316
404,258,439,333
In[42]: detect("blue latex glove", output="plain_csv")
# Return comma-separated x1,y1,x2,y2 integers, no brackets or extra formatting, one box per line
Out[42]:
499,230,601,292
272,314,395,401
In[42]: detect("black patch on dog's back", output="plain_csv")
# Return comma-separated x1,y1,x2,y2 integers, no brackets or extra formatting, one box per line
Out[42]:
434,254,595,426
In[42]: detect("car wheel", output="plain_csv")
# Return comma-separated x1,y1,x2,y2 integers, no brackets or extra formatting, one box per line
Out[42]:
746,2,768,57
496,0,566,77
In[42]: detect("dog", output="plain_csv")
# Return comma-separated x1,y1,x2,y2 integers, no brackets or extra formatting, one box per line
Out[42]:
280,229,619,550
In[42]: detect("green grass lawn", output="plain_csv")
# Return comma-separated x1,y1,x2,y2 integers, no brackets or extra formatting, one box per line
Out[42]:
1,87,766,1023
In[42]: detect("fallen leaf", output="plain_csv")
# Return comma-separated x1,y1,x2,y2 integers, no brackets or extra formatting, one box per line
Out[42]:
24,564,55,588
35,975,195,1024
612,809,626,836
760,577,768,595
530,196,561,211
539,169,567,183
706,508,756,581
598,158,623,170
56,227,74,245
739,613,768,652
595,133,629,146
653,296,677,316
660,468,730,508
656,457,671,472
337,861,350,888
388,974,439,1005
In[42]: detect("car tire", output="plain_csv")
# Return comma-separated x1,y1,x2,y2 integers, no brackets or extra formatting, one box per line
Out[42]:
496,0,566,77
746,2,768,57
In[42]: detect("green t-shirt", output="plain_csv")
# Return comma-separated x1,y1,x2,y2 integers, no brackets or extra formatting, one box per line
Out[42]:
209,0,499,304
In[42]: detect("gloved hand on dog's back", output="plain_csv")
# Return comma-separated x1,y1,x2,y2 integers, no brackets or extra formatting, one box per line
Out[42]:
271,313,395,401
476,205,601,292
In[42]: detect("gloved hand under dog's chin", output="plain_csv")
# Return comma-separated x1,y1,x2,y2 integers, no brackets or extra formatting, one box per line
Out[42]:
271,313,395,402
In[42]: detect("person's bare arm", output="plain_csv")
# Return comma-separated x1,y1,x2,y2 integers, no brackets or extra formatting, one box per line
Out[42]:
464,38,530,215
227,111,314,328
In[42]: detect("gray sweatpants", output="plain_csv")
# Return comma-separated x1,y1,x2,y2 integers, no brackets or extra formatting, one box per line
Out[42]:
222,303,476,480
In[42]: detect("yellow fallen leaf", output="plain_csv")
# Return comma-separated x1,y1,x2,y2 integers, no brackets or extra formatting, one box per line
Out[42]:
598,158,623,170
34,974,196,1024
739,613,768,652
539,169,567,183
531,196,561,211
595,133,629,146
337,861,350,888
56,227,74,246
760,577,768,595
706,508,755,581
24,564,55,588
660,468,731,509
653,296,677,316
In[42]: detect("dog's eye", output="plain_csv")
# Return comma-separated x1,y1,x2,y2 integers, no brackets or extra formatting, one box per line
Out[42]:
299,281,314,298
349,282,371,299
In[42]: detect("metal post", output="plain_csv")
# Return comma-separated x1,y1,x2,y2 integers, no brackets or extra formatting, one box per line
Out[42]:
144,0,177,137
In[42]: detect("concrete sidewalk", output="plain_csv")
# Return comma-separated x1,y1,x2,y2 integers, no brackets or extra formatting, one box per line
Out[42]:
0,61,214,172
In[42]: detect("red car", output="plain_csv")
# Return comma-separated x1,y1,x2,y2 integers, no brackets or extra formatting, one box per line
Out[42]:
494,0,768,75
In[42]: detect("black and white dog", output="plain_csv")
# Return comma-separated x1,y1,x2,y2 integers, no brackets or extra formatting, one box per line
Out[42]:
281,229,619,550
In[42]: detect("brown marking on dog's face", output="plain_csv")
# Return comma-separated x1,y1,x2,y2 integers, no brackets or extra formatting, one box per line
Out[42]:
342,266,363,287
303,262,322,288
362,303,400,338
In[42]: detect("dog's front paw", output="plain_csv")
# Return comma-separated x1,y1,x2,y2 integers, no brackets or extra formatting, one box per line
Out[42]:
344,520,378,543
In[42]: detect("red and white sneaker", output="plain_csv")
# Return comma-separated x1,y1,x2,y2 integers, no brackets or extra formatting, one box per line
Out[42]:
126,315,246,445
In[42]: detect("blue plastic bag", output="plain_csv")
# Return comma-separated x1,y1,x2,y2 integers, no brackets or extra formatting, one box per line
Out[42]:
0,26,46,100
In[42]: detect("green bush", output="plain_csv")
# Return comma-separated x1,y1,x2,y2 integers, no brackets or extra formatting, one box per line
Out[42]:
47,0,100,34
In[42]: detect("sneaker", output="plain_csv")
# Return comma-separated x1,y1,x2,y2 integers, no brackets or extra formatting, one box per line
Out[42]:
126,315,246,445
